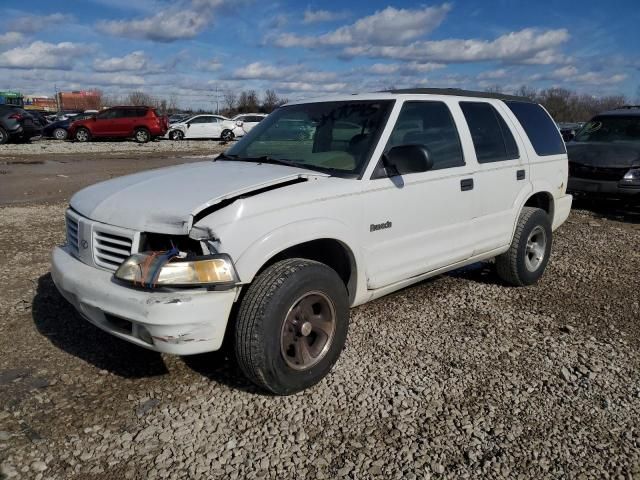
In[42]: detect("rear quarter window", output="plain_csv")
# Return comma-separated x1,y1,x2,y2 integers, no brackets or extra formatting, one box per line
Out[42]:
505,101,566,156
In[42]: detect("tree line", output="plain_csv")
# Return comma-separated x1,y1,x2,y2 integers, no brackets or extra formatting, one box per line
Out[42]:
92,86,630,122
489,85,629,123
100,89,288,116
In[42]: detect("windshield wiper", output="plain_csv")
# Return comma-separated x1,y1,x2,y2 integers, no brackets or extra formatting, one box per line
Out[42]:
214,153,239,161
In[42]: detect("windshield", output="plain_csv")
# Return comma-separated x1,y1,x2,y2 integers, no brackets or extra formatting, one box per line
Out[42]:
226,100,394,177
574,116,640,143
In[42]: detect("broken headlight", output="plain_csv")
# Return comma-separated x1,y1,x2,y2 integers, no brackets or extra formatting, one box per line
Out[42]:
621,168,640,186
114,252,238,288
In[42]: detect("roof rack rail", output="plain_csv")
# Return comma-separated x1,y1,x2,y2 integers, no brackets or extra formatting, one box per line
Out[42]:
380,87,533,102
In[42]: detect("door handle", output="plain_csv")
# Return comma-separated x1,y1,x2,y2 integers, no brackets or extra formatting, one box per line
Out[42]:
460,178,474,191
517,169,526,180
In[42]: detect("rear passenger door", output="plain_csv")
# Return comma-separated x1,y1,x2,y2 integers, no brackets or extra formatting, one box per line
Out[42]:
361,100,477,289
458,101,530,254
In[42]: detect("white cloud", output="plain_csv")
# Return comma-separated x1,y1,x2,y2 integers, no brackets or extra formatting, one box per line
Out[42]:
344,28,570,64
0,32,24,47
98,9,212,42
196,58,223,72
93,51,155,72
478,68,508,80
0,41,91,70
231,61,337,82
273,4,451,47
302,9,348,24
10,13,74,33
367,62,445,75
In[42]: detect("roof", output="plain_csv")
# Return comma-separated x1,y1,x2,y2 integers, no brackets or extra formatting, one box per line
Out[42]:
382,88,534,102
596,106,640,117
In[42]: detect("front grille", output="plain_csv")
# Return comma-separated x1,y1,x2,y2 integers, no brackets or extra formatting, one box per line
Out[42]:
569,163,627,181
66,216,79,254
93,229,133,270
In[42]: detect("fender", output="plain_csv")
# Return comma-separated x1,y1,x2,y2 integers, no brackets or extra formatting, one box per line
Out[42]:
509,181,557,243
232,217,368,305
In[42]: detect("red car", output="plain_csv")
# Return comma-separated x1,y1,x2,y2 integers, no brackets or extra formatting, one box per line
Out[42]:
68,106,169,143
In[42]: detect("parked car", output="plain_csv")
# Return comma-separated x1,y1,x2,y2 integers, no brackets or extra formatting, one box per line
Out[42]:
167,114,238,141
0,105,42,144
43,113,93,140
231,113,267,137
52,88,572,394
68,106,169,143
169,113,190,124
557,122,584,142
567,106,640,200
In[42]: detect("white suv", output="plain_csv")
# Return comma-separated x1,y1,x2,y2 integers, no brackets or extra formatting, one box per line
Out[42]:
52,89,572,395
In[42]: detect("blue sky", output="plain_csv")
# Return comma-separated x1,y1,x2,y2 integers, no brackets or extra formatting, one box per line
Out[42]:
0,0,638,109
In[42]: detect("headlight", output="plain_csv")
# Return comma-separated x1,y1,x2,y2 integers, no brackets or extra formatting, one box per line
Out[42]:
115,253,238,288
621,168,640,186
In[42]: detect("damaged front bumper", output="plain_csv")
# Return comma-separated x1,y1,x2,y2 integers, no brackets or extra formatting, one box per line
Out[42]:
51,245,237,355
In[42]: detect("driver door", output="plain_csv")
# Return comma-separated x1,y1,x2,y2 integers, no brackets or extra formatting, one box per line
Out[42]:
361,100,477,289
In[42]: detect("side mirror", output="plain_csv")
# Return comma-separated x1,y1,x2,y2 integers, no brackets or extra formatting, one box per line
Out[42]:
384,145,433,176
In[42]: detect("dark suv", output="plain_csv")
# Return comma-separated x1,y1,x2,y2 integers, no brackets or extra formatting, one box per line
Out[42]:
0,105,43,144
68,106,169,143
567,106,640,200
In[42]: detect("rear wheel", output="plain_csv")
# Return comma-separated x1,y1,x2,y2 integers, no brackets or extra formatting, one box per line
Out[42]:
53,128,68,140
221,129,234,142
235,259,349,395
134,128,151,143
75,128,91,142
0,127,7,144
496,207,552,286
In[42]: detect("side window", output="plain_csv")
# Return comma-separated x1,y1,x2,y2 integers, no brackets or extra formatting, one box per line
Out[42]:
505,101,566,156
385,101,465,170
188,116,206,124
97,109,118,120
460,102,519,163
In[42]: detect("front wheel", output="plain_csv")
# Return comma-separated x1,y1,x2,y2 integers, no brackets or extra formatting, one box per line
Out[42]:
169,129,184,140
496,207,552,286
221,129,234,142
75,128,91,142
0,127,7,144
235,259,349,395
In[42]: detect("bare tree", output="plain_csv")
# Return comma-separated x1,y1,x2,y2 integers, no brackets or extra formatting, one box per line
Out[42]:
127,91,156,107
223,90,237,112
262,89,279,112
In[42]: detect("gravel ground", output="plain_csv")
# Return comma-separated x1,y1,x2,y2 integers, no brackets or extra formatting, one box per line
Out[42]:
0,198,639,479
0,139,229,158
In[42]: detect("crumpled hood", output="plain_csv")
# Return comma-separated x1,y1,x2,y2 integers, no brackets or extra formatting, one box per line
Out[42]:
567,142,640,168
70,160,325,234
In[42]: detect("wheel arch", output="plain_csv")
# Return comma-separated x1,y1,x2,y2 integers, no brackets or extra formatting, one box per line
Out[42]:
256,238,358,304
232,221,362,305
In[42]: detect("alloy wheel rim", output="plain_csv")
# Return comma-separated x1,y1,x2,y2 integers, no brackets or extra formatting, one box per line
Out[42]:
137,131,148,142
55,129,66,139
280,291,337,371
525,226,546,272
77,130,87,141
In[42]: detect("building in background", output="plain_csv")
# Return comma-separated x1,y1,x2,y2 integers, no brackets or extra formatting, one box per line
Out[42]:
24,95,57,112
0,91,23,107
56,90,102,111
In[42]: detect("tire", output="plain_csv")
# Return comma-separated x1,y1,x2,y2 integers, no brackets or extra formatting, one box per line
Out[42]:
221,129,235,142
169,130,184,141
0,127,8,145
496,207,552,286
235,258,349,395
75,127,91,142
53,128,68,140
134,128,151,143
